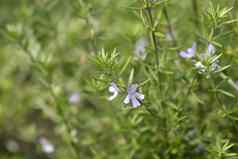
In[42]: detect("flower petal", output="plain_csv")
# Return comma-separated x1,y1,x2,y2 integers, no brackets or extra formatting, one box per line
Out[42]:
109,82,119,93
187,43,196,57
108,91,118,101
135,92,144,101
69,92,80,104
179,51,189,58
208,43,215,55
108,82,119,101
108,86,115,92
131,97,141,108
180,43,196,59
128,84,138,94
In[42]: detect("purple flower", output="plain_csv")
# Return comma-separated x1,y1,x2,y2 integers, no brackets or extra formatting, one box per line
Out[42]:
69,92,80,105
208,43,216,55
123,84,144,108
200,43,220,72
200,43,216,60
108,82,119,101
179,43,196,58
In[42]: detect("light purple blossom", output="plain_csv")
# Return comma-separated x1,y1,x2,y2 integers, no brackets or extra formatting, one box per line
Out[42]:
108,82,119,101
123,84,144,108
69,92,80,105
200,43,216,60
208,43,216,55
179,43,196,58
201,43,220,72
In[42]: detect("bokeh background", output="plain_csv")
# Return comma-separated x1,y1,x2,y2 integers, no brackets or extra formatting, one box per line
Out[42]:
0,0,238,159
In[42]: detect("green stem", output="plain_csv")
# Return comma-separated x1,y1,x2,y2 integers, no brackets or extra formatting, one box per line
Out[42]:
220,73,238,93
145,0,160,67
144,0,163,96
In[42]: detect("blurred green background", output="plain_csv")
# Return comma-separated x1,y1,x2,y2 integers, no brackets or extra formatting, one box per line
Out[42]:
0,0,238,159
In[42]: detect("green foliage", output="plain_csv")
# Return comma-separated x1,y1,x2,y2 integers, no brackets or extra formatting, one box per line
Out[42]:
0,0,238,159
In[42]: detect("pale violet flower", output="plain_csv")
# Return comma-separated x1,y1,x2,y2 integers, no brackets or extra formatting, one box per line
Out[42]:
179,43,196,58
108,82,119,101
181,43,220,75
39,137,55,154
201,43,220,72
207,44,220,72
208,43,216,55
124,84,144,108
200,43,216,60
69,92,80,105
134,37,148,60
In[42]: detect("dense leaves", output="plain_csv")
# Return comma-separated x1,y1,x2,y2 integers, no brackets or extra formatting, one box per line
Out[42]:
0,0,238,159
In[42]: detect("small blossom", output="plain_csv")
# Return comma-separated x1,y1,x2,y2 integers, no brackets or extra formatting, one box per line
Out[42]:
179,43,196,59
203,44,220,72
194,61,206,74
108,82,119,101
134,37,148,60
39,137,55,154
123,84,144,108
208,43,216,55
200,43,216,60
207,44,220,72
69,92,80,105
